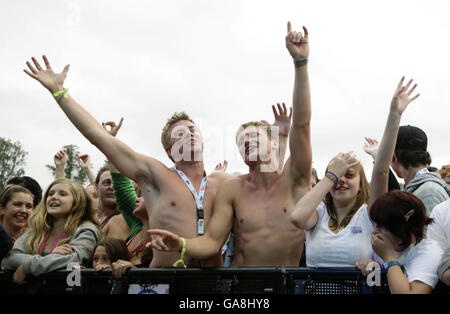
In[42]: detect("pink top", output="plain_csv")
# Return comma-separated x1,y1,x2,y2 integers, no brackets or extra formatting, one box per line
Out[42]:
38,231,67,256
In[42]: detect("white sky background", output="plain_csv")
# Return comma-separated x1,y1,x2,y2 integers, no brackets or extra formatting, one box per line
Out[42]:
1,0,449,190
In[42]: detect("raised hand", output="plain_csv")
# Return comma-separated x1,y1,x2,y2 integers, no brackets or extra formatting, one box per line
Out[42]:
363,137,379,160
285,21,309,60
76,154,91,170
24,55,70,94
54,148,67,168
102,118,124,137
214,160,228,172
390,77,420,115
265,103,292,137
146,229,183,252
327,151,360,179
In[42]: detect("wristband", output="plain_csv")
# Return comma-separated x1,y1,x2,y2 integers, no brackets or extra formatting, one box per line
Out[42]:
172,237,187,268
294,58,308,67
383,260,405,272
325,171,339,185
52,88,69,99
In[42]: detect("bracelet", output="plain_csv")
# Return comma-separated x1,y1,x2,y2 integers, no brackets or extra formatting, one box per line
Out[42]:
294,58,308,67
172,237,187,268
325,171,339,185
383,260,405,273
52,88,69,99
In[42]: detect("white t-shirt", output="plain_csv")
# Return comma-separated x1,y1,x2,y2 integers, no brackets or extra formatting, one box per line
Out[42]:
427,198,450,250
306,203,374,267
396,239,443,288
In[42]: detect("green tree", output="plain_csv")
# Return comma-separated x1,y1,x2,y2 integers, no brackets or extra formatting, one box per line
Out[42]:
46,144,89,185
0,137,28,190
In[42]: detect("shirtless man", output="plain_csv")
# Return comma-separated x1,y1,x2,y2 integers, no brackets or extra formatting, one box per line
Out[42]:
148,22,312,267
23,59,231,268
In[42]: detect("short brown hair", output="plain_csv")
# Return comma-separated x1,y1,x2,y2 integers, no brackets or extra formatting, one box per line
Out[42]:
439,164,450,179
161,112,195,150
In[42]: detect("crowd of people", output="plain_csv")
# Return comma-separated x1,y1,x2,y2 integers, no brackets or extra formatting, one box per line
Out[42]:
1,22,449,294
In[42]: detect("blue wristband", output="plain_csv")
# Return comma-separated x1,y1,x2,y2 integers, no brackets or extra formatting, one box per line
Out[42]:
383,260,405,272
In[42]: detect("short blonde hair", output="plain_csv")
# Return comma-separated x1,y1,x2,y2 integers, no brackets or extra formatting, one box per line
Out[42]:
235,121,272,143
161,112,195,150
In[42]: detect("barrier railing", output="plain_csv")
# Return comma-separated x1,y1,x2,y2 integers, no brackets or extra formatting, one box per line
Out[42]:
0,268,448,294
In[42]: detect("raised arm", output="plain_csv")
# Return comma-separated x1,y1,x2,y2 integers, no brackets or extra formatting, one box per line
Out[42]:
76,154,96,185
262,103,292,171
148,180,235,260
363,137,400,191
53,148,67,179
285,22,312,184
103,119,143,237
291,152,359,230
24,56,160,184
369,77,419,208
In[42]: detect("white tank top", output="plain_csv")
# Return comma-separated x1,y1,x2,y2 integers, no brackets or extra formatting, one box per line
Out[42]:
306,202,374,267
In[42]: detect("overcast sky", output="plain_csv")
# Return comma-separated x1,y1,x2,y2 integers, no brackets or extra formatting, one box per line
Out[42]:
1,0,449,190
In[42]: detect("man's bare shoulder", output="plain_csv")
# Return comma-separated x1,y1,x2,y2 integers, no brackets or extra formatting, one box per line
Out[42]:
208,170,234,182
217,173,247,192
134,155,172,187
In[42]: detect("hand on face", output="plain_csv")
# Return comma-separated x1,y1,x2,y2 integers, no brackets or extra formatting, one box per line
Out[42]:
371,230,396,261
327,151,360,179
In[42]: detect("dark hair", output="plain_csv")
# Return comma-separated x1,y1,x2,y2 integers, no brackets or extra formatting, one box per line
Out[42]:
312,168,318,183
394,149,432,169
93,238,130,265
6,176,42,207
370,190,433,249
95,166,111,186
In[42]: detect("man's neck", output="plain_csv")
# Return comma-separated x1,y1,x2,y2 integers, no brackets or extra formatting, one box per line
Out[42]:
174,160,205,179
97,203,118,221
247,163,279,189
403,165,427,186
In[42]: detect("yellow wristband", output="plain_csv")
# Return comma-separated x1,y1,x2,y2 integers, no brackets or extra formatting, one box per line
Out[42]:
52,88,69,99
172,237,187,268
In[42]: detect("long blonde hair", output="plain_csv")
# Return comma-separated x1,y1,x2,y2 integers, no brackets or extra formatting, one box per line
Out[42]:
324,163,370,232
26,179,100,254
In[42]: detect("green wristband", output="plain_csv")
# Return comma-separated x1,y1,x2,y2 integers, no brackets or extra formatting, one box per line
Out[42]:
52,88,69,98
172,237,187,268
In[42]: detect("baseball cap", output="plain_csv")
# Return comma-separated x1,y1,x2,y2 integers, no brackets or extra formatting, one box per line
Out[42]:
395,125,427,152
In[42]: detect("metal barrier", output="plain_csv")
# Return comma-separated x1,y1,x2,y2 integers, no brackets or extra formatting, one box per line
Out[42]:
0,268,448,294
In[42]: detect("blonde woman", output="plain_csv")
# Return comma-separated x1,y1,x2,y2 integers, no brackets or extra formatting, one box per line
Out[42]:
1,178,101,284
290,152,373,267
